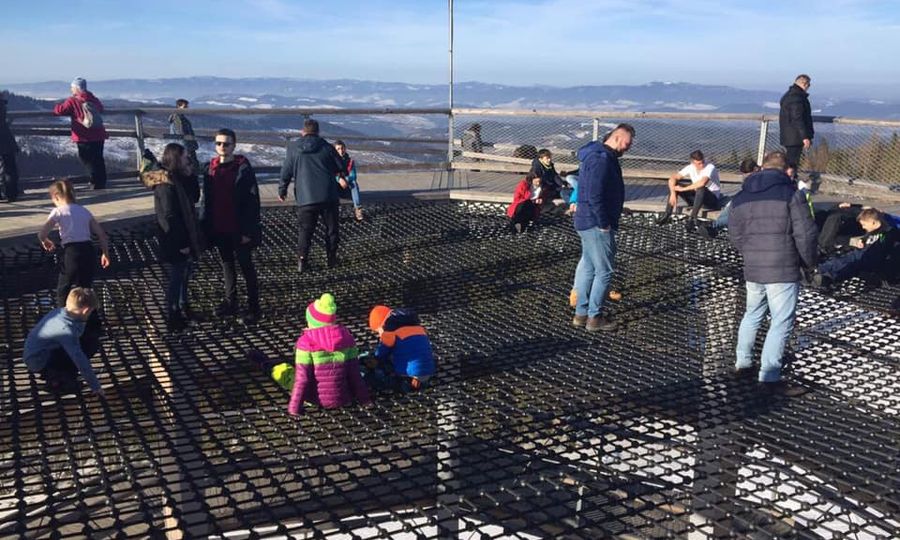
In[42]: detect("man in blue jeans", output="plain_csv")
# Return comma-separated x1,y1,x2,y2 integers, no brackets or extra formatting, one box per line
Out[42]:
572,124,635,332
728,151,817,394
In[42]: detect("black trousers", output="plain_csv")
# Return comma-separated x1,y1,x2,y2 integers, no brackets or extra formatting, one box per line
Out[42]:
817,206,863,254
213,234,259,309
57,241,96,307
297,202,339,261
76,141,108,188
666,179,721,219
784,145,803,174
0,152,19,202
510,200,537,230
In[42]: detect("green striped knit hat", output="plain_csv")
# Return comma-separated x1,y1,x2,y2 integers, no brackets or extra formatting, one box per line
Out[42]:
306,293,337,328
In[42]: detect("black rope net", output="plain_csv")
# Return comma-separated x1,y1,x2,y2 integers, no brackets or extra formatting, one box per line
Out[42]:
1,201,897,539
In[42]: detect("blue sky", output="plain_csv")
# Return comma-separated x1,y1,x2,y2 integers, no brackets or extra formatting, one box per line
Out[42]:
2,0,899,97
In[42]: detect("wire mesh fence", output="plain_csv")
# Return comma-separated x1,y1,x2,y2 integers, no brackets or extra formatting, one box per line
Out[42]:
452,110,900,191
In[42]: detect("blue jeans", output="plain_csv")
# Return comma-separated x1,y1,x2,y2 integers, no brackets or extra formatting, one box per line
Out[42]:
818,243,885,282
735,282,799,382
575,227,616,318
166,259,192,313
349,179,361,208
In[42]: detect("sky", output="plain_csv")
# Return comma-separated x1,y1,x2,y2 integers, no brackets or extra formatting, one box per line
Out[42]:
2,0,900,99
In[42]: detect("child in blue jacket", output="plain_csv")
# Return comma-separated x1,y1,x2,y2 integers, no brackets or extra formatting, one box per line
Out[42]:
365,305,436,391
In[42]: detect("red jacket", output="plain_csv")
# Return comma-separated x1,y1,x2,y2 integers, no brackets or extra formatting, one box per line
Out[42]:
507,178,541,219
53,91,108,143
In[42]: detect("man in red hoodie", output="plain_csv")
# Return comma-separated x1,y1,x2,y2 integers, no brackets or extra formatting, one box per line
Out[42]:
53,78,108,189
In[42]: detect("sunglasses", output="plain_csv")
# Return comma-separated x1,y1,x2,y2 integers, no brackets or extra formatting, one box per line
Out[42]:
215,141,234,147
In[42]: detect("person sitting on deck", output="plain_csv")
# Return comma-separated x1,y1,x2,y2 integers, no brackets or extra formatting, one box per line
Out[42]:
657,150,723,226
250,293,370,416
23,287,104,397
696,158,759,239
507,173,543,233
811,208,900,288
530,149,565,204
364,305,436,392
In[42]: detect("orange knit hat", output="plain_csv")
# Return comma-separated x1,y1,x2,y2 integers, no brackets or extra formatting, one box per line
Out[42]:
368,305,391,332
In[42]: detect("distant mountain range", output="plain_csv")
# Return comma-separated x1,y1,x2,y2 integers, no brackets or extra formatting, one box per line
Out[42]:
4,77,900,119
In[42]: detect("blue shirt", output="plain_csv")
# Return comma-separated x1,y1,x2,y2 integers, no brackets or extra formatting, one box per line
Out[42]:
23,308,101,392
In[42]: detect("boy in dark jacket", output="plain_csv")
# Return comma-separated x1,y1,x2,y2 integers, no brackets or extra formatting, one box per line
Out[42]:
278,119,345,273
813,208,900,287
201,128,261,323
530,149,564,203
365,305,437,392
729,151,817,392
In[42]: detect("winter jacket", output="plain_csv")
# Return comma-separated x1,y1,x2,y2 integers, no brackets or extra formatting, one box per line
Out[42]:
779,84,814,146
506,178,542,219
0,111,17,155
200,155,261,244
573,142,625,231
168,113,199,152
374,309,436,378
278,135,344,206
729,168,818,283
142,169,201,262
530,158,563,193
288,324,370,415
337,152,358,184
52,91,109,143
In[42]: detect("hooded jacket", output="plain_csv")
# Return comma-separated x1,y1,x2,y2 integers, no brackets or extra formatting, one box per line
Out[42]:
729,168,818,283
573,141,624,231
374,308,436,378
779,84,814,146
278,135,344,206
52,91,109,143
288,324,370,415
142,169,201,262
200,155,261,244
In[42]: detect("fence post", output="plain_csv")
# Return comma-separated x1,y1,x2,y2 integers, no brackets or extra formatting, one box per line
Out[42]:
756,119,769,166
447,111,454,189
593,118,599,141
134,112,146,171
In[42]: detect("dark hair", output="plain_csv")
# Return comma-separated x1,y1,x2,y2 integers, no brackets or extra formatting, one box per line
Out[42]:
857,208,883,223
513,144,538,160
689,150,704,162
215,128,236,144
175,99,189,107
161,143,191,176
303,119,320,135
762,151,787,170
525,173,540,182
614,123,636,137
469,123,481,131
739,159,759,174
334,139,346,147
537,149,552,159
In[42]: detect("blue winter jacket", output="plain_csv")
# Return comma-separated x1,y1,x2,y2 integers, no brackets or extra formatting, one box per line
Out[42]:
573,142,624,231
729,168,818,283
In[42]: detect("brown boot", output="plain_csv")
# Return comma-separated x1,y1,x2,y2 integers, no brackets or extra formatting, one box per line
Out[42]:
586,315,616,332
572,314,587,327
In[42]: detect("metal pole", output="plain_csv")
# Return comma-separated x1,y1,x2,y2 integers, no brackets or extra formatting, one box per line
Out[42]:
134,112,146,171
447,0,455,187
592,118,600,141
756,120,769,166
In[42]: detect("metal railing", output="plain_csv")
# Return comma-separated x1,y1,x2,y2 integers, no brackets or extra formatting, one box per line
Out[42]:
8,106,900,191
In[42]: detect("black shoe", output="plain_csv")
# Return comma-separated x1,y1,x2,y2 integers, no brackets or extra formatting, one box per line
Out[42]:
697,224,718,239
811,273,833,289
215,301,237,317
297,258,308,274
242,306,262,325
167,311,187,332
733,366,756,381
327,254,338,269
655,213,672,226
586,315,616,332
757,380,807,397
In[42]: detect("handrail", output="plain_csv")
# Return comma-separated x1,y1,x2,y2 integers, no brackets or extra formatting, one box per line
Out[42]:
6,106,452,119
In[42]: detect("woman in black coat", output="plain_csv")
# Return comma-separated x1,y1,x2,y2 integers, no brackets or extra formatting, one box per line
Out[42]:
142,143,201,330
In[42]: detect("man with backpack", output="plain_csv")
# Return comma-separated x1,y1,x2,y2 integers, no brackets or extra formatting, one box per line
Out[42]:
53,78,108,190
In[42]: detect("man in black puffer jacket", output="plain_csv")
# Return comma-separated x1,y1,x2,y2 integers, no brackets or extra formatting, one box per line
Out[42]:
279,119,345,273
779,74,814,178
729,151,817,393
